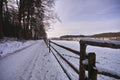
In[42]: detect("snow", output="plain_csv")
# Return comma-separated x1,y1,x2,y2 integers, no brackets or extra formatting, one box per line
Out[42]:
82,59,88,65
80,38,120,48
81,38,120,45
0,39,120,80
51,40,120,80
50,48,79,80
0,40,68,80
97,66,120,78
0,39,36,58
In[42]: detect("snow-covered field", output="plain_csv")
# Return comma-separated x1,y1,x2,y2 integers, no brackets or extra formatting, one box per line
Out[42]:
0,39,120,80
0,38,36,58
51,40,120,80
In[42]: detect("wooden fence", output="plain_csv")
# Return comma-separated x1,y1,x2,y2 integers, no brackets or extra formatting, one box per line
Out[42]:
44,38,120,80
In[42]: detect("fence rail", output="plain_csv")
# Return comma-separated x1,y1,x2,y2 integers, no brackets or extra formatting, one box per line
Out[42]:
80,38,120,80
44,38,120,80
50,41,80,56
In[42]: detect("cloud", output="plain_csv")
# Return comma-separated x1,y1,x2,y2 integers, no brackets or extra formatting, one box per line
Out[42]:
96,5,120,15
47,0,120,38
55,0,120,22
47,19,120,37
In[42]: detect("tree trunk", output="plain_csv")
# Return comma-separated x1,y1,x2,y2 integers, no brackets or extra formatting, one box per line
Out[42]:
0,0,4,39
18,0,23,39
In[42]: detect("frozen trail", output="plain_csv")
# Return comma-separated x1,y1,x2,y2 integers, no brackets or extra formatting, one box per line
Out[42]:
0,40,67,80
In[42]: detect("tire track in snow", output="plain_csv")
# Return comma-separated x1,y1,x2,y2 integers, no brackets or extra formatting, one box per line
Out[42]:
24,41,67,80
19,43,41,80
0,41,40,80
0,40,68,80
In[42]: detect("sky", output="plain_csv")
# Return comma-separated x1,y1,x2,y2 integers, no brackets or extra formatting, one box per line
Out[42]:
47,0,120,38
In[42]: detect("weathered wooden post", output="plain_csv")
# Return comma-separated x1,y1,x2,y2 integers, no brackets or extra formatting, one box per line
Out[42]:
47,39,49,47
49,40,50,53
47,39,49,48
88,52,97,80
79,40,86,80
45,39,48,47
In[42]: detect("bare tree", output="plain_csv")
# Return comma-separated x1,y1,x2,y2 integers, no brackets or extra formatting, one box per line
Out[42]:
0,0,4,39
0,0,57,39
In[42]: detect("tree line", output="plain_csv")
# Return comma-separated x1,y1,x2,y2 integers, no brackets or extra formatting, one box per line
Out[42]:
0,0,56,40
90,32,120,37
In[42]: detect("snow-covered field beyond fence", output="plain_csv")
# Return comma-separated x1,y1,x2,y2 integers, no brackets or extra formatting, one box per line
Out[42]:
51,40,120,80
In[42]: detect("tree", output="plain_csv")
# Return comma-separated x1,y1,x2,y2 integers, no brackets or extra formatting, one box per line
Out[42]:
0,0,4,39
0,0,57,39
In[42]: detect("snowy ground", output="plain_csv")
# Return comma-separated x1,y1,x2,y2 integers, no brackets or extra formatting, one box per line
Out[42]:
0,40,68,80
0,38,36,58
0,39,120,80
51,40,120,80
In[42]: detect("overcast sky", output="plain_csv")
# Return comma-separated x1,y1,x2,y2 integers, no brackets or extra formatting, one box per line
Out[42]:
47,0,120,38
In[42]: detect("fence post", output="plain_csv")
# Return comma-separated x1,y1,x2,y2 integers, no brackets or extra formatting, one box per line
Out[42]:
49,40,50,53
46,39,48,47
47,39,49,48
88,52,97,80
79,40,86,80
45,39,48,48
